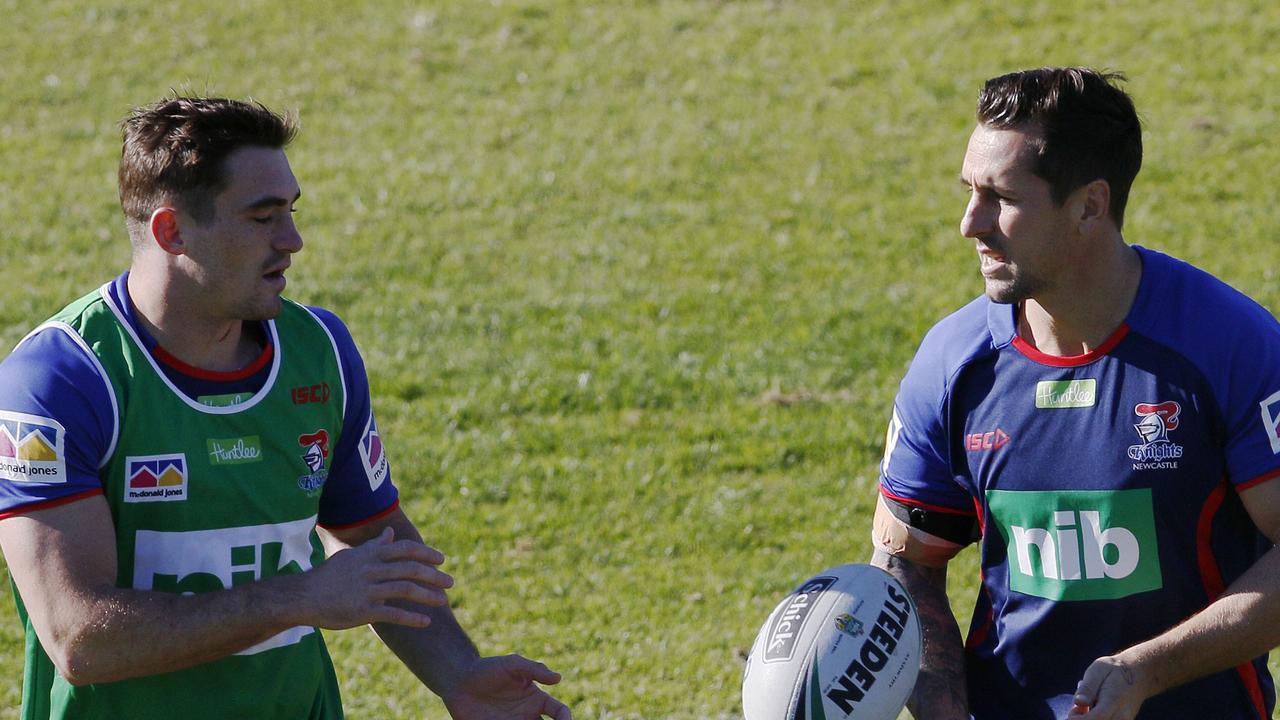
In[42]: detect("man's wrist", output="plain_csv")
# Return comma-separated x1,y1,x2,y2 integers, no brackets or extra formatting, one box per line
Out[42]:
1111,645,1163,700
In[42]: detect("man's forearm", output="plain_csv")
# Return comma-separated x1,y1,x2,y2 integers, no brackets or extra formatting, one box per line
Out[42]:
35,572,312,685
359,512,482,698
871,549,969,720
1,499,450,687
374,603,481,698
1115,544,1280,696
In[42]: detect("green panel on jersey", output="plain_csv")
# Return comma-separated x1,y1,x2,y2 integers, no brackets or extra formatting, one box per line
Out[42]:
988,489,1162,601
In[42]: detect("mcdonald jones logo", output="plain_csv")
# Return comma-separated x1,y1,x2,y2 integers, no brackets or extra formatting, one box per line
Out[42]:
124,454,188,503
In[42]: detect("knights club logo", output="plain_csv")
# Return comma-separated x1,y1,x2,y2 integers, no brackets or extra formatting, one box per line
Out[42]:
297,429,330,494
1127,401,1184,469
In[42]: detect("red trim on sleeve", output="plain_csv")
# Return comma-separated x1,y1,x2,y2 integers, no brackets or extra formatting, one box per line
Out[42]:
317,498,400,531
1196,478,1269,719
0,488,105,520
1012,323,1129,367
153,340,273,382
1197,479,1229,599
1236,467,1280,493
879,486,977,516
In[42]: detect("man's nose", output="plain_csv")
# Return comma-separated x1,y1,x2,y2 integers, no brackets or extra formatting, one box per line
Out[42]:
960,196,993,239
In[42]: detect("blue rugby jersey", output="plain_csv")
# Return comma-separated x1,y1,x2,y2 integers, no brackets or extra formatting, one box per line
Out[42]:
0,272,398,527
880,246,1280,720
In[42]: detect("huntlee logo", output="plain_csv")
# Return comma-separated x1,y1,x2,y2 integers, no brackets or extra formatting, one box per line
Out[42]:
207,436,263,466
1036,379,1097,409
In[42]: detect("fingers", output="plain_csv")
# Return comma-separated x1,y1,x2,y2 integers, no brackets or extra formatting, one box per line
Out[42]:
308,532,456,629
502,654,562,685
369,536,447,567
1073,659,1111,711
541,693,572,720
367,560,454,590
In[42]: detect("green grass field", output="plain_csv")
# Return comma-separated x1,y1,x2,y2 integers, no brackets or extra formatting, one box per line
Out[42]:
4,1,1280,718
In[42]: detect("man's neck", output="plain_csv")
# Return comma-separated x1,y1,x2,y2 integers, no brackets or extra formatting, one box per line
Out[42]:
1018,240,1142,357
126,271,262,373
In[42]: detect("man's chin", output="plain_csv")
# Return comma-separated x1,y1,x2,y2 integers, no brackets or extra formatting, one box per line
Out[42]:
983,280,1026,305
241,297,284,322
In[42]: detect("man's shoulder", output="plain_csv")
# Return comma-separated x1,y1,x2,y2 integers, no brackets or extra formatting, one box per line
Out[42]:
281,302,358,351
1130,246,1280,353
912,294,1011,378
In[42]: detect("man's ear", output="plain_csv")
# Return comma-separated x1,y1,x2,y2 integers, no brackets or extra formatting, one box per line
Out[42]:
1076,179,1112,234
148,207,186,255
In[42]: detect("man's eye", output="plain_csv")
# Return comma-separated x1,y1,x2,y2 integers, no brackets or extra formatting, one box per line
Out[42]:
253,216,273,224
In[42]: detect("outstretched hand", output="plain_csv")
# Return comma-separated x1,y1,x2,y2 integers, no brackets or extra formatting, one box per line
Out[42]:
1068,655,1150,720
443,654,571,720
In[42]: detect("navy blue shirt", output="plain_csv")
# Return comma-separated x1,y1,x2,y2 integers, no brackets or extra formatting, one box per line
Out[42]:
881,247,1279,720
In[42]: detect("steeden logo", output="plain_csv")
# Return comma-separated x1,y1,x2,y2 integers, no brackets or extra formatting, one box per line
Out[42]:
1036,379,1097,409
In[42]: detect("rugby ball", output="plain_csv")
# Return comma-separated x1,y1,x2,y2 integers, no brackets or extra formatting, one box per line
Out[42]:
742,564,921,720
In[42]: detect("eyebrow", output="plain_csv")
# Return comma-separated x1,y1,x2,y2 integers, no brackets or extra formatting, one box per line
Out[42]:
243,190,302,212
959,175,1015,195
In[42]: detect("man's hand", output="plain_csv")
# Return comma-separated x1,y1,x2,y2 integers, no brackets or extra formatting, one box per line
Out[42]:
1069,655,1152,720
299,526,454,630
442,654,571,720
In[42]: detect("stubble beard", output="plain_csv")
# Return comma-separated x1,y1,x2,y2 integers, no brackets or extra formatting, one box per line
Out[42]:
983,269,1046,306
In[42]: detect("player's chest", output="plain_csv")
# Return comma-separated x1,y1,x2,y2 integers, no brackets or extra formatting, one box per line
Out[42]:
949,351,1223,495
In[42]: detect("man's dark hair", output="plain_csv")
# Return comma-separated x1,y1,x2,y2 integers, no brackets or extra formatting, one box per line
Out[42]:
977,67,1142,229
119,96,296,229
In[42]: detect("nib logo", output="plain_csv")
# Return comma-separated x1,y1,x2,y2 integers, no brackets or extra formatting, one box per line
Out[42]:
988,489,1162,601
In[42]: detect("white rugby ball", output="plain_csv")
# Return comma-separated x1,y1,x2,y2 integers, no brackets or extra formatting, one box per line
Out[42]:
742,564,921,720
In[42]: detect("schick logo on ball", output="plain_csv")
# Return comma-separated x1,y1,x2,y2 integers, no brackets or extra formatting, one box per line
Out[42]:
988,489,1162,601
763,576,836,663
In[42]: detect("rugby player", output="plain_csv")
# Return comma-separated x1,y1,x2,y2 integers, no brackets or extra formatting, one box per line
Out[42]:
0,97,571,720
872,68,1280,719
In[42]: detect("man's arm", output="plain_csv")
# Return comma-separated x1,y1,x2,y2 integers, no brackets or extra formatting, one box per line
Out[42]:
320,507,571,720
0,494,452,685
869,495,971,720
1071,479,1280,719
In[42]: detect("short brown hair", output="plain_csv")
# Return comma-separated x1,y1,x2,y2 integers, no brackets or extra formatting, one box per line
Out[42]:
118,96,296,227
977,68,1142,229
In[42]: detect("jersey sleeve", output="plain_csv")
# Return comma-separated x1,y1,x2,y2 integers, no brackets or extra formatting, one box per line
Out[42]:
307,308,399,528
879,318,982,516
1221,309,1280,491
0,325,114,516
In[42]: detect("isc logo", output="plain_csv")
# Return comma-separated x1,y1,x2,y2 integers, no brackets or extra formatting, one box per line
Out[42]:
132,517,322,655
988,489,1163,601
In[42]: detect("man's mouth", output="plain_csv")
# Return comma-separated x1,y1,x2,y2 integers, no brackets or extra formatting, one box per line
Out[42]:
978,247,1007,275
